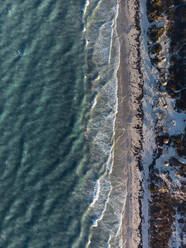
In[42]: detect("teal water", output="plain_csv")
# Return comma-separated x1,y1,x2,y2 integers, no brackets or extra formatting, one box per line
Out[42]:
0,1,91,247
0,1,124,247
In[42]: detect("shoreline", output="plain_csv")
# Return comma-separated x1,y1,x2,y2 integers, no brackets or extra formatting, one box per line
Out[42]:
114,0,143,247
114,0,186,247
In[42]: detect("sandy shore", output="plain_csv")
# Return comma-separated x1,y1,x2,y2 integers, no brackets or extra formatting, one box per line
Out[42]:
113,0,143,247
114,0,186,247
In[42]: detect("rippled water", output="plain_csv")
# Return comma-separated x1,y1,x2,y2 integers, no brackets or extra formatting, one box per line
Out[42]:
0,1,122,247
0,0,90,247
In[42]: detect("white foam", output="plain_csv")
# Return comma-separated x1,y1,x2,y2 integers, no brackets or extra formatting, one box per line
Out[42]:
89,179,100,208
83,0,90,19
77,0,135,247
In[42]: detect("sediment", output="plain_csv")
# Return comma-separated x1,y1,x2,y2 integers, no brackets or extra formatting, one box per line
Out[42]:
115,0,144,247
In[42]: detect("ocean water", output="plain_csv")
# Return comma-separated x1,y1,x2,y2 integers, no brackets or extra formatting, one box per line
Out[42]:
0,1,122,247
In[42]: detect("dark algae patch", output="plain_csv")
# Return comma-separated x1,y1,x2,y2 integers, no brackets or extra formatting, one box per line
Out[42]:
146,0,186,247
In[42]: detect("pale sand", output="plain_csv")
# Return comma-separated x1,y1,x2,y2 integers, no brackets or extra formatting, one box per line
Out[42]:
113,0,143,247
